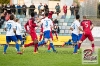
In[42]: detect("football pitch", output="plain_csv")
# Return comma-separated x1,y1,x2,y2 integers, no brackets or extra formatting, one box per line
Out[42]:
0,46,99,66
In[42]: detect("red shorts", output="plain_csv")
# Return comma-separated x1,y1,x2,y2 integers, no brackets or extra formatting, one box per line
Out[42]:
80,32,94,41
30,32,37,41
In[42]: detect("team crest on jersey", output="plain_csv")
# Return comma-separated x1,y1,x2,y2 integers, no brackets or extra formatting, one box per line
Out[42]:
82,48,98,64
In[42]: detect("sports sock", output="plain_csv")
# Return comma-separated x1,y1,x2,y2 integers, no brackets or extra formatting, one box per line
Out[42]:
24,42,34,47
38,40,45,46
48,44,51,50
50,43,56,51
34,43,38,52
4,44,8,52
15,43,20,52
92,44,95,52
78,43,81,49
74,44,78,53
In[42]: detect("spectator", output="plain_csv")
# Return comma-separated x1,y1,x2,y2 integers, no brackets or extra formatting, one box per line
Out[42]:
10,4,16,14
29,3,35,15
17,4,21,15
98,4,100,15
0,4,2,13
74,4,79,16
22,3,27,16
63,4,67,16
38,3,43,15
44,3,49,13
52,12,57,21
55,3,60,16
6,4,11,14
2,4,7,12
70,4,75,15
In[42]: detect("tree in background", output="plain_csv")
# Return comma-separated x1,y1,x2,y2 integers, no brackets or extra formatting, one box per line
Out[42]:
0,0,10,4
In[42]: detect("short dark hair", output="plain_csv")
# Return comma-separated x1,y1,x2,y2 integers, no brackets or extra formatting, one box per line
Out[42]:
10,14,14,20
76,15,80,19
45,13,48,17
31,12,35,17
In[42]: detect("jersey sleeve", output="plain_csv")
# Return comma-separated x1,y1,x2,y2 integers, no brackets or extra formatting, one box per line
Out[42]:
71,22,74,28
19,24,22,31
4,22,7,28
13,22,16,29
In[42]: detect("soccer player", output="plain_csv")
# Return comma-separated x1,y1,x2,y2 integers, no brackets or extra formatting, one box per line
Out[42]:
38,13,57,52
70,15,82,54
23,12,38,54
78,16,95,52
15,19,23,46
3,14,22,54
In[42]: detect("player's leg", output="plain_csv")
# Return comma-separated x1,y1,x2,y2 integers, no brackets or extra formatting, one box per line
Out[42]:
12,36,22,54
16,35,23,46
47,31,53,51
88,33,95,52
49,38,57,52
54,31,58,40
71,33,78,53
39,32,43,41
78,34,87,49
3,36,10,54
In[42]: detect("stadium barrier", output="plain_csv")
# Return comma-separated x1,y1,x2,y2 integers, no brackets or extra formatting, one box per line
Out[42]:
0,35,71,45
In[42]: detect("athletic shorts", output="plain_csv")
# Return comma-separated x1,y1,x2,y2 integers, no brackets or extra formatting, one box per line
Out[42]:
71,33,79,43
80,32,94,41
6,36,17,43
78,34,82,40
30,32,38,40
16,35,22,41
44,30,51,39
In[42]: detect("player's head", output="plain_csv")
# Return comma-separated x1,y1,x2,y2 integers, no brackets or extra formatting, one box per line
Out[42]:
10,14,14,20
31,12,35,17
76,15,80,19
15,18,19,22
83,16,87,19
45,13,48,17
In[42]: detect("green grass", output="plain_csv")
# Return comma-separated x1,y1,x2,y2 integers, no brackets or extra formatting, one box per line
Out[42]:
0,46,99,66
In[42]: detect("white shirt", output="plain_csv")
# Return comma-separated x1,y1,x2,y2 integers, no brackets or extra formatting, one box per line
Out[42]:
5,20,16,36
71,20,80,35
41,17,53,32
15,22,22,35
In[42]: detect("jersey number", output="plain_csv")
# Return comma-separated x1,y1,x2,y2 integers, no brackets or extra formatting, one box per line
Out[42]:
7,24,12,31
85,22,88,28
45,21,48,27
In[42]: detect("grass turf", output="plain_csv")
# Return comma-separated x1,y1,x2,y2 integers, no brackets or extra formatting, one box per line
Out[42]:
0,46,99,66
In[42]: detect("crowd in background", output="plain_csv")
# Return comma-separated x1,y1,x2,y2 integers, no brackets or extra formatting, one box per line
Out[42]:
0,2,79,28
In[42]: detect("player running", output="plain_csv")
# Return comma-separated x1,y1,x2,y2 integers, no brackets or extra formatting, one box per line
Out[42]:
15,19,23,46
3,14,22,54
23,12,38,54
78,16,95,52
38,13,57,52
70,15,82,54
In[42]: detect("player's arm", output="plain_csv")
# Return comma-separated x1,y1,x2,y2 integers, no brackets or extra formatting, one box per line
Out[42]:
4,22,7,31
13,22,16,34
90,24,94,30
78,26,83,32
70,23,74,31
24,22,28,32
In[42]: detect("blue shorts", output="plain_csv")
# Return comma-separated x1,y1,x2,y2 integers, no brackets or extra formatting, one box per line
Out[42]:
71,33,79,43
44,30,50,39
78,34,82,40
6,36,17,43
16,35,22,41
